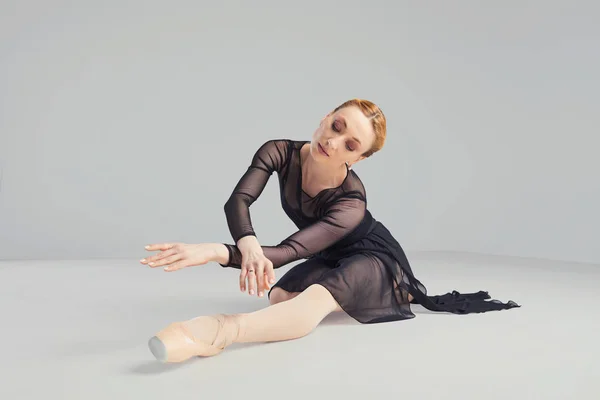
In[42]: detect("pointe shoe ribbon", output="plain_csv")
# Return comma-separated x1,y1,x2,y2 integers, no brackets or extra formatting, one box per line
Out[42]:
149,314,238,363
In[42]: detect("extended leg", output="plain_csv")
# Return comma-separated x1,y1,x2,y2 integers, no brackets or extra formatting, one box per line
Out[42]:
149,284,341,363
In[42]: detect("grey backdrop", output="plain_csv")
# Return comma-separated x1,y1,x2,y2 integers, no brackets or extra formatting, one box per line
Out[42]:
1,1,598,264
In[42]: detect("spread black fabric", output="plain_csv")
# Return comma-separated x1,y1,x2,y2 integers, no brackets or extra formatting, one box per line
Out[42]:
220,139,520,323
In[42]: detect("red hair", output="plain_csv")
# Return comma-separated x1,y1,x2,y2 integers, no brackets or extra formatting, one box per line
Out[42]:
332,98,386,157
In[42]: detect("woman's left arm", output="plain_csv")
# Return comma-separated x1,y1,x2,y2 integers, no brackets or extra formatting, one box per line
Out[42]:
219,195,366,269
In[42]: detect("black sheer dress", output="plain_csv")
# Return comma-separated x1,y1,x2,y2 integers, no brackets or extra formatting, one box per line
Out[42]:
219,139,520,323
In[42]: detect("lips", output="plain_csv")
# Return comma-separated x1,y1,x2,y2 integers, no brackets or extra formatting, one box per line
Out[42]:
318,143,329,156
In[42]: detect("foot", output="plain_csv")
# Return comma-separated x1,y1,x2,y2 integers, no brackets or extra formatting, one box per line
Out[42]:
148,314,240,363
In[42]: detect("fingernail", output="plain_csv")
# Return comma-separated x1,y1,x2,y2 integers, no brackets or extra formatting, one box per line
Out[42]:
149,262,154,266
145,245,150,249
140,259,146,263
249,290,254,295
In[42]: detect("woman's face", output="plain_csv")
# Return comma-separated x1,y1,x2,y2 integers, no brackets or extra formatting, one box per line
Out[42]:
310,106,376,168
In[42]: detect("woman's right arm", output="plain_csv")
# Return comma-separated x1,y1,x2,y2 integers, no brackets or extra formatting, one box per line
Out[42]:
223,139,288,242
222,139,289,296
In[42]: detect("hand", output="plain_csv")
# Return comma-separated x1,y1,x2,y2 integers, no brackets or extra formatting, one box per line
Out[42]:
239,249,275,297
236,236,275,297
140,242,218,272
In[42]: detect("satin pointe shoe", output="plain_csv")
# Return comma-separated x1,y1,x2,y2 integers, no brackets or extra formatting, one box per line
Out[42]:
148,314,239,363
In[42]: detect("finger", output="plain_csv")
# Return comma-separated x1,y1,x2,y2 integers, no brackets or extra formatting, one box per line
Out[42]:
140,247,176,264
247,265,257,296
266,262,276,286
256,264,265,297
258,261,273,292
239,266,248,292
265,273,273,294
164,261,187,272
148,253,181,268
145,243,175,251
142,248,176,265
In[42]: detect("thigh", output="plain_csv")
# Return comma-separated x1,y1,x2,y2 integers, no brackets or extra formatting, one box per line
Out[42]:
319,252,391,301
317,252,413,321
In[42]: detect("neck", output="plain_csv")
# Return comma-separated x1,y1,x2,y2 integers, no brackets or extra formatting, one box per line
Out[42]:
302,145,347,186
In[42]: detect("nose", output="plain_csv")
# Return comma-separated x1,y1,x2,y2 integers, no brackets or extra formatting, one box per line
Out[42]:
326,137,338,150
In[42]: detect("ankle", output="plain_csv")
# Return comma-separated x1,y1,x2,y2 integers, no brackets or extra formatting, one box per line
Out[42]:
225,313,246,344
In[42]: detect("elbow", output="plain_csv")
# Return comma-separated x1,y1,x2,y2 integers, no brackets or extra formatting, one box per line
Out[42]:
223,194,239,215
224,192,253,214
223,196,233,214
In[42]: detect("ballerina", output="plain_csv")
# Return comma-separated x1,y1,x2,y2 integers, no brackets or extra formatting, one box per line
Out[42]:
140,99,520,363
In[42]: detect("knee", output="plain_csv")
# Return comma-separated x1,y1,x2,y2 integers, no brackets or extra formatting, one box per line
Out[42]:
303,284,343,313
269,287,295,305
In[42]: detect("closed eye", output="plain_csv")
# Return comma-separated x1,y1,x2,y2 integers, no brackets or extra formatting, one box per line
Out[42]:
332,118,355,151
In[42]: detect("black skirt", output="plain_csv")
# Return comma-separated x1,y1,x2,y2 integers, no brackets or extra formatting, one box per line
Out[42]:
269,217,520,324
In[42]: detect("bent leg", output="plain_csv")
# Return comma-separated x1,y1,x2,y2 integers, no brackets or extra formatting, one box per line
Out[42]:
267,256,335,301
269,287,300,305
149,284,341,363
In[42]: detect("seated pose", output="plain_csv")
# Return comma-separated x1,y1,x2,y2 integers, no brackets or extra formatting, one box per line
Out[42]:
140,99,520,363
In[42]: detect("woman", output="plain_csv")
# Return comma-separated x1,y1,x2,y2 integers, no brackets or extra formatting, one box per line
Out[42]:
140,99,520,363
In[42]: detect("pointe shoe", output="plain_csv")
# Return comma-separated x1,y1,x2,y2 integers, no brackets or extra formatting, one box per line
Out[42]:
148,314,238,363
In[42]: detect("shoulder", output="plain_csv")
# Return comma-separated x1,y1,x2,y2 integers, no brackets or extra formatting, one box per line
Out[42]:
254,138,300,152
251,139,296,170
340,169,367,199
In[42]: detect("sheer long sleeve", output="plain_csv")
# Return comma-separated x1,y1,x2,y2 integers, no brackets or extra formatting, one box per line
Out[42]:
221,195,366,269
223,140,289,243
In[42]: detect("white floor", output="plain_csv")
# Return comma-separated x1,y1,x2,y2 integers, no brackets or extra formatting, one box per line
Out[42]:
2,251,598,399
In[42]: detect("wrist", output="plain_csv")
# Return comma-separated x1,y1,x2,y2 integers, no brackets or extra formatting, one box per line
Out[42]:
236,235,261,253
212,243,230,265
